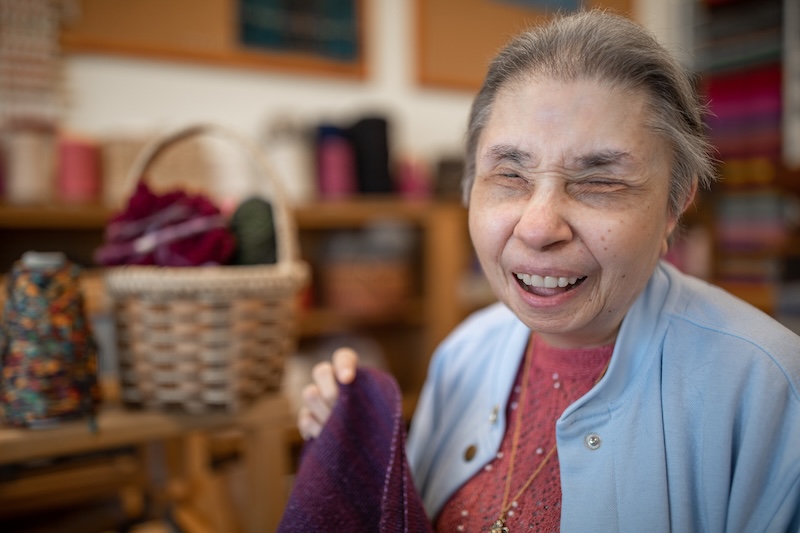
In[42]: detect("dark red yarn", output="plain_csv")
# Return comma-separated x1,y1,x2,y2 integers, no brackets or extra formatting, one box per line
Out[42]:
94,181,235,267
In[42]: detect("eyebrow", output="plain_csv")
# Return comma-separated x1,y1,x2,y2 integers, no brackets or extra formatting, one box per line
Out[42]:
484,145,635,172
572,150,633,170
485,144,534,166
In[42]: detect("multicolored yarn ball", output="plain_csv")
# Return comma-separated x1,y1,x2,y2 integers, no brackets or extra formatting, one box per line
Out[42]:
0,256,101,428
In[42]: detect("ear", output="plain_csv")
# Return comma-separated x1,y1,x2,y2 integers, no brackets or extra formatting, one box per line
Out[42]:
681,180,699,213
661,180,699,257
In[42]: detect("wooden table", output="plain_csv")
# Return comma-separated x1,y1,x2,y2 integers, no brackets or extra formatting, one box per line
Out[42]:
0,393,295,533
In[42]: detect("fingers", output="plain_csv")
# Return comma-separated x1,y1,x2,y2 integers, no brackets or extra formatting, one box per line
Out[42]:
298,381,331,440
296,347,361,441
332,347,359,384
312,360,339,404
297,405,323,441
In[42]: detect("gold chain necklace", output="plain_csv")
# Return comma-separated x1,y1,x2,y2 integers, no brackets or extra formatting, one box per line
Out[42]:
489,339,611,533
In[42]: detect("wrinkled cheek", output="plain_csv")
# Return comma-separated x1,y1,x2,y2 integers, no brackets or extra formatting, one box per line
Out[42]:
468,219,494,274
470,208,511,258
469,209,512,286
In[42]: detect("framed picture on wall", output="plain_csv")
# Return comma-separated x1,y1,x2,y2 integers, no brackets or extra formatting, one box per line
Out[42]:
61,0,366,79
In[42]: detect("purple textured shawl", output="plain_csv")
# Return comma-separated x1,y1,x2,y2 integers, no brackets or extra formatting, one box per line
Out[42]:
278,367,433,532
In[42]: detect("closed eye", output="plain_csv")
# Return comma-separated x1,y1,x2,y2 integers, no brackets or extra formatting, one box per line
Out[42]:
567,178,631,201
489,166,527,181
572,177,626,190
481,170,530,195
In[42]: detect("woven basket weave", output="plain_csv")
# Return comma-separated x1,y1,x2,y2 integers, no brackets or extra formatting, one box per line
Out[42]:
104,124,310,413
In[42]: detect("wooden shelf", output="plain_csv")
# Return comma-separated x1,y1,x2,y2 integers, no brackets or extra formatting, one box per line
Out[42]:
298,299,424,336
0,394,294,533
0,198,463,230
293,198,455,228
0,203,111,229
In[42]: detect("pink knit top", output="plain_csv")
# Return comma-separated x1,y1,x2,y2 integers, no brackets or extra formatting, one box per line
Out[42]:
435,335,613,532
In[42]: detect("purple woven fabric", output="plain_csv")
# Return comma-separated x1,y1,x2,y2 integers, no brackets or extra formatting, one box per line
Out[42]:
278,367,433,532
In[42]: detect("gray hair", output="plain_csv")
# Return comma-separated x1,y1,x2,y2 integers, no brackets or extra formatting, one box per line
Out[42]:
462,10,716,217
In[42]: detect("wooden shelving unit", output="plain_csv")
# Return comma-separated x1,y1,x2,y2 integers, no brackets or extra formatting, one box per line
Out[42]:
0,197,472,400
694,0,800,324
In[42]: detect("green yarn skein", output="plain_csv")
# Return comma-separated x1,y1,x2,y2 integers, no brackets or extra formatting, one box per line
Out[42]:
230,196,277,265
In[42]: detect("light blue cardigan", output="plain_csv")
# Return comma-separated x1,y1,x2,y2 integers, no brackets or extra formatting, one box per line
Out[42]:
407,261,800,532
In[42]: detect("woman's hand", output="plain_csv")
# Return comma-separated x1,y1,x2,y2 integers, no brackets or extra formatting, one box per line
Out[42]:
297,347,359,440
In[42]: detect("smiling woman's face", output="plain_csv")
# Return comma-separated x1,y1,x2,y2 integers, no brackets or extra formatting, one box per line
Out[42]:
469,77,678,348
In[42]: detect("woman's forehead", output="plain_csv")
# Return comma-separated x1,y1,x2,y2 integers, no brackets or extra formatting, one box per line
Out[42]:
485,80,659,152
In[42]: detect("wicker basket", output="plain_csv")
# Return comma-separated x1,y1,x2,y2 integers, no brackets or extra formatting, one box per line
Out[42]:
104,124,310,413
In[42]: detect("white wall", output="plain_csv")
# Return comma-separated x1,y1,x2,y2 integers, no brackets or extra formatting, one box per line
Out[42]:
633,0,695,67
63,0,474,166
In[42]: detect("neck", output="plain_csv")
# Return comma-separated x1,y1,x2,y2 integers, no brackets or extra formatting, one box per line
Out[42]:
535,326,620,350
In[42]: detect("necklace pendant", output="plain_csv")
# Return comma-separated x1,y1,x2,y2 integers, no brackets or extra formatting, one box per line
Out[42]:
490,518,509,533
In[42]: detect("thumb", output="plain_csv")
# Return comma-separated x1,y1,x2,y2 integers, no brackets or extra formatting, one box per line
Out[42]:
332,347,359,384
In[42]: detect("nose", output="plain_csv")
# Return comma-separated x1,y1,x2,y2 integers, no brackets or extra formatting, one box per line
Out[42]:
513,186,574,250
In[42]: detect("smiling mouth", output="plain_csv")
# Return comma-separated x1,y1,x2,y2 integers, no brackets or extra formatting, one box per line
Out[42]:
514,272,586,293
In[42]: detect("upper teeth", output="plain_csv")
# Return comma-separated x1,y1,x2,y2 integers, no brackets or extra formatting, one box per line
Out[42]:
516,273,579,288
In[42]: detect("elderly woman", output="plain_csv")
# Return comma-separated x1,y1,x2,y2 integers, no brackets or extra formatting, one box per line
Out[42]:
297,10,800,532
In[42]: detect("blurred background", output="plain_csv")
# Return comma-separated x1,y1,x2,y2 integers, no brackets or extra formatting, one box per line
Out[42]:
0,0,798,532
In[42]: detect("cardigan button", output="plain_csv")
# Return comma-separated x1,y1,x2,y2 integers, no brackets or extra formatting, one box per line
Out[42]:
464,444,477,461
585,433,602,450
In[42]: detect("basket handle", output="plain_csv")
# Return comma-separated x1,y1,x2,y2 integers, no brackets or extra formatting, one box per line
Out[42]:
122,123,301,264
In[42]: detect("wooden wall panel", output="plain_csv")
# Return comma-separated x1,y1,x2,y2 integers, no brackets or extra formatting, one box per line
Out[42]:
416,0,635,91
